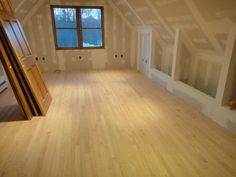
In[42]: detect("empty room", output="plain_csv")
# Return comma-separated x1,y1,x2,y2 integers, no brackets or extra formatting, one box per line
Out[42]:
0,0,236,176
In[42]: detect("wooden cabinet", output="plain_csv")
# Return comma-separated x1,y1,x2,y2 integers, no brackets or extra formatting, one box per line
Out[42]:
0,16,52,116
0,0,15,17
0,0,52,119
0,41,34,119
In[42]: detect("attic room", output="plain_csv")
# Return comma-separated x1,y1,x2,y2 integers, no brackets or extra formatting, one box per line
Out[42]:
0,0,236,176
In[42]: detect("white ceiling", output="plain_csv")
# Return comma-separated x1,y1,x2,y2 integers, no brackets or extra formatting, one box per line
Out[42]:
11,0,236,53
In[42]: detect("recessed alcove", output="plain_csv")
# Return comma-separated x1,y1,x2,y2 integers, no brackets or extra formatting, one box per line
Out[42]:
178,43,193,85
152,39,173,76
176,36,222,98
193,60,221,98
222,38,236,105
151,29,222,98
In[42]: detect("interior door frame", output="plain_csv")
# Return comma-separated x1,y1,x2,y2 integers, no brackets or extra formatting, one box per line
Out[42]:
137,27,153,77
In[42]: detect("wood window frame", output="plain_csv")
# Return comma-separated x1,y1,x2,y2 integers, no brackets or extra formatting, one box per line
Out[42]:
50,5,105,50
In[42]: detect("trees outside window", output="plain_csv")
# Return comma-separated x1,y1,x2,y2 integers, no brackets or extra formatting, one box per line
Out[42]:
51,6,104,49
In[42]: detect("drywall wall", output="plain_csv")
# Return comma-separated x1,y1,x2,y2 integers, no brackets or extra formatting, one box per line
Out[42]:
193,54,222,98
152,39,163,71
179,44,193,84
174,38,222,98
112,0,236,55
232,77,236,98
12,0,236,72
148,28,236,134
222,39,236,104
163,29,223,98
19,0,137,71
13,0,236,54
151,31,173,76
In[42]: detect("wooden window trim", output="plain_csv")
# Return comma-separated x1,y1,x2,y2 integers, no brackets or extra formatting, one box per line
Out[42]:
50,5,105,50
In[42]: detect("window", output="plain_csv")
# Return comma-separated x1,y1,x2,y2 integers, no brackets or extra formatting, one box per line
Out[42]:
51,6,104,49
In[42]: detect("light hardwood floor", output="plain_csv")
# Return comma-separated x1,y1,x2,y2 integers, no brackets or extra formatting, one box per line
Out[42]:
0,70,236,177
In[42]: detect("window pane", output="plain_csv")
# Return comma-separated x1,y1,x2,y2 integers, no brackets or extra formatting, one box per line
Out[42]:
56,29,78,48
81,8,102,28
53,8,77,28
82,29,103,47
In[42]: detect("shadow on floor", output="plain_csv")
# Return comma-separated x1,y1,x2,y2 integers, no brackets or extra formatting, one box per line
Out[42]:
0,104,25,122
0,87,26,122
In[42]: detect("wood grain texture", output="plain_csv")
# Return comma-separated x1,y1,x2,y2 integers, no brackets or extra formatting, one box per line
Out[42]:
0,41,33,119
0,16,52,116
0,69,236,177
0,0,15,17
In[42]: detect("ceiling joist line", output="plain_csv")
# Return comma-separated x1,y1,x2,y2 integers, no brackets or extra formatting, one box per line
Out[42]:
145,0,175,38
122,0,145,25
184,0,224,54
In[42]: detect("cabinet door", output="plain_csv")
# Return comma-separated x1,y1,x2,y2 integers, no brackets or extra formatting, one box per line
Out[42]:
0,41,33,119
0,16,52,115
0,0,15,17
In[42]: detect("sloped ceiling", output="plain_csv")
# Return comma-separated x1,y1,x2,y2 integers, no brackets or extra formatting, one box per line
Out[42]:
112,0,236,54
11,0,38,20
11,0,236,54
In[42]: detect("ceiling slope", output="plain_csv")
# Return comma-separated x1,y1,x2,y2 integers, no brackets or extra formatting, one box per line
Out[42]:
12,0,38,20
112,0,236,54
12,0,236,54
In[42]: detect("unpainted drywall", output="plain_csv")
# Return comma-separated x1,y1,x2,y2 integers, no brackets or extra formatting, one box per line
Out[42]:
11,0,38,20
179,44,193,84
21,0,136,71
111,0,236,54
223,40,236,103
151,31,173,76
232,74,236,99
173,33,222,98
153,39,163,71
194,60,221,98
13,0,236,54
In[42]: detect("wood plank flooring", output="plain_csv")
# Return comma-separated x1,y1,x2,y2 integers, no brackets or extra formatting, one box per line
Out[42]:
0,70,236,177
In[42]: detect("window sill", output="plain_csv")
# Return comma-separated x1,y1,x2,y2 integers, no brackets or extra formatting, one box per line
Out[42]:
55,47,105,50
